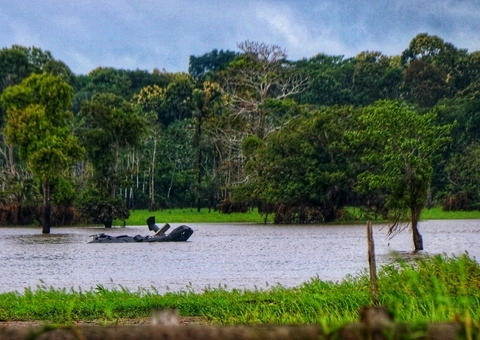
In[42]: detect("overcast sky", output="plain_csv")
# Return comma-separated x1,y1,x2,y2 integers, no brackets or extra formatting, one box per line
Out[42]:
1,0,479,75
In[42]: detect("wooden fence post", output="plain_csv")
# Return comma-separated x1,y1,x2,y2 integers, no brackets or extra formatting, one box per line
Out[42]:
367,221,379,305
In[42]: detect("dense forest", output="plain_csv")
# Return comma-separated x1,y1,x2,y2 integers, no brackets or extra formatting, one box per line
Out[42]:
0,33,479,250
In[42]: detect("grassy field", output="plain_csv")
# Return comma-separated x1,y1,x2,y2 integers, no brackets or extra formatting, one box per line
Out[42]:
420,206,480,220
117,206,480,226
0,254,478,326
117,208,272,226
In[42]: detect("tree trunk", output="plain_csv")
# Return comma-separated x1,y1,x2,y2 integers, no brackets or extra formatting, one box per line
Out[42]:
411,208,423,252
42,180,51,234
111,141,120,198
150,137,156,210
195,113,202,212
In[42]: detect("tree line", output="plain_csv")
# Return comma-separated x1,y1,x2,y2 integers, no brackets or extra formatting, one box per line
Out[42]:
0,34,479,251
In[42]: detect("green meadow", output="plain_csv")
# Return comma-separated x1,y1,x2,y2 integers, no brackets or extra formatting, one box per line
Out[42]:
118,206,480,226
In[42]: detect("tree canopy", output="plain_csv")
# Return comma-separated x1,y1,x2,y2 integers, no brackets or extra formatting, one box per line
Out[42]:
0,73,83,233
0,33,479,250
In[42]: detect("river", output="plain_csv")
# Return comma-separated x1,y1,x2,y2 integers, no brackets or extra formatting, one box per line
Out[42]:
0,219,478,294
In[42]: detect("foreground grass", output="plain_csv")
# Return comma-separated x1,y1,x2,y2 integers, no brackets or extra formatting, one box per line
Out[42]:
0,254,478,326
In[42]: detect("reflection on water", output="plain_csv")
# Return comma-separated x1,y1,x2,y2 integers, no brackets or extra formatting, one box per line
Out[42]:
0,220,478,294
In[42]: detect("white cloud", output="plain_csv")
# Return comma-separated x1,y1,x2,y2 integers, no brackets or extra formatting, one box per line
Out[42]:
255,3,350,59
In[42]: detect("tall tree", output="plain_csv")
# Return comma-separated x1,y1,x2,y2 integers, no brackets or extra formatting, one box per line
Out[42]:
237,104,356,223
0,73,84,233
82,67,133,99
403,59,452,107
161,73,195,125
351,51,403,105
192,81,224,211
189,49,238,79
213,41,307,198
77,93,146,227
223,41,307,139
348,100,453,252
402,33,469,104
0,47,34,94
293,54,355,106
133,73,195,127
443,143,480,211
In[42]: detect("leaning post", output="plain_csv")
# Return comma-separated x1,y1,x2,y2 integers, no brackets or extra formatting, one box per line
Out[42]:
367,221,379,305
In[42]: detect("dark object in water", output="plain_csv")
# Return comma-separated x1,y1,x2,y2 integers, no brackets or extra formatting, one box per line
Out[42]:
89,216,193,243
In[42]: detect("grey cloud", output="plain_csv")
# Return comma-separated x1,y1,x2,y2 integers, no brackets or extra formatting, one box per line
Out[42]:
1,0,479,75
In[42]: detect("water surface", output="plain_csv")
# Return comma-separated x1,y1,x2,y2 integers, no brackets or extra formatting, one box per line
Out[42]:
0,220,478,294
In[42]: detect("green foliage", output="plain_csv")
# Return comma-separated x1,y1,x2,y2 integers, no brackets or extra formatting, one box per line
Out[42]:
134,73,195,127
442,143,480,210
72,68,170,114
403,59,452,107
348,100,453,250
378,254,480,321
78,93,146,192
155,119,196,206
50,176,76,206
0,73,84,232
293,54,355,106
161,73,195,125
436,83,480,151
349,100,452,213
1,74,79,176
238,105,356,222
42,59,76,86
76,188,129,227
77,93,146,224
85,67,133,98
402,33,471,106
3,34,480,220
352,51,403,105
189,49,239,79
222,41,307,139
0,47,36,94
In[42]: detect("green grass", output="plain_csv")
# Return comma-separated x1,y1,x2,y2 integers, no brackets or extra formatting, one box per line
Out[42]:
116,208,273,226
116,206,480,227
0,254,479,326
421,206,480,220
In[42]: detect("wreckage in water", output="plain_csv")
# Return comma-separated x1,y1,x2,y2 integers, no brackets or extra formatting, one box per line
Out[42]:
89,216,194,243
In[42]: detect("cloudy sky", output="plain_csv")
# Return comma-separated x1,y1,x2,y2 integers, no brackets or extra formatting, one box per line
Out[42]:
1,0,479,75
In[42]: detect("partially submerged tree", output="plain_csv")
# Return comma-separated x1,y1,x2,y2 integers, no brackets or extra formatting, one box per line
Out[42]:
349,100,453,252
0,73,84,233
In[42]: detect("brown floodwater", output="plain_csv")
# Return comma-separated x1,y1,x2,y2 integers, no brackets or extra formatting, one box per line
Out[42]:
0,220,479,294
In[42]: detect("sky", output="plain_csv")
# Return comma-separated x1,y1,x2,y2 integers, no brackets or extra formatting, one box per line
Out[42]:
1,0,480,75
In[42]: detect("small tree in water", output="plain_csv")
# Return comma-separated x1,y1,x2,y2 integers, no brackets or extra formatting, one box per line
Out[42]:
348,100,453,252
